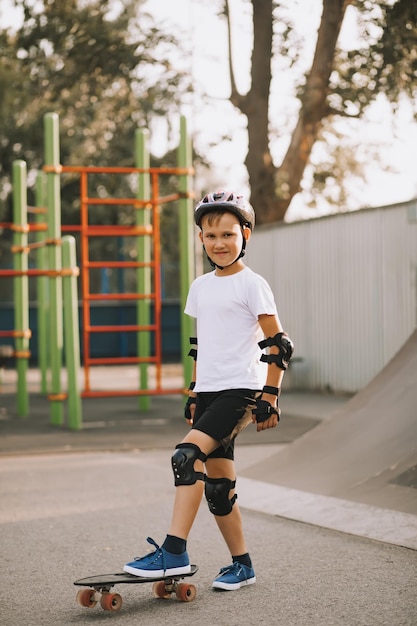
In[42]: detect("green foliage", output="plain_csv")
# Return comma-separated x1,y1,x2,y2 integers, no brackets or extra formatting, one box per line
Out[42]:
306,0,417,211
329,0,417,118
266,0,417,220
0,0,191,298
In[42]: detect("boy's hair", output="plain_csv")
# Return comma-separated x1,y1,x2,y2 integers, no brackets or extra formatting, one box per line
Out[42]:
194,191,255,231
200,209,241,228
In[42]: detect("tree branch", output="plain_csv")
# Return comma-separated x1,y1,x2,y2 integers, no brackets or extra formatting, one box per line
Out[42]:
224,0,240,102
279,0,349,202
325,106,361,119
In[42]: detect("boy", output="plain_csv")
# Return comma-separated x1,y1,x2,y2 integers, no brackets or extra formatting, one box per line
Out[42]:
124,190,293,590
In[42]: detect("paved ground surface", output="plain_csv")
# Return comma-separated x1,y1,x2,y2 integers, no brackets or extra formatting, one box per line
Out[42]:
1,363,416,625
1,448,416,626
0,362,347,456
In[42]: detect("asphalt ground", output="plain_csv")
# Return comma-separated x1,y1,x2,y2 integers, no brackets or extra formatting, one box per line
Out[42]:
0,364,340,456
1,370,416,625
0,391,326,456
2,448,416,626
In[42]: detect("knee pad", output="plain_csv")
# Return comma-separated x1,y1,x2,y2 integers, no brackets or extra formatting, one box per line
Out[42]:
205,477,237,516
171,443,207,486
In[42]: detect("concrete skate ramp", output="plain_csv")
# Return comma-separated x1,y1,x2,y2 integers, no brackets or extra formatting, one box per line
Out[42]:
243,330,417,514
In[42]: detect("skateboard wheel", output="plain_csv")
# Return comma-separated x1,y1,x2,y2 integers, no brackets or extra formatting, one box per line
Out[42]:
76,588,97,608
175,583,197,602
100,592,123,612
152,581,171,599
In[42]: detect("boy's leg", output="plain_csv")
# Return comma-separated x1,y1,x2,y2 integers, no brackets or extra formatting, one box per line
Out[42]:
123,429,219,577
205,457,248,556
205,456,256,590
124,390,253,580
167,429,219,539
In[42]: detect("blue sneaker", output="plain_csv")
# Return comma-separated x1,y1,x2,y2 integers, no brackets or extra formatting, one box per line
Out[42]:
212,562,256,590
123,537,191,578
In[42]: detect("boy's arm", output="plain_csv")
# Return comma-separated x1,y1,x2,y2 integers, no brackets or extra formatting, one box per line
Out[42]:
255,314,289,432
184,339,198,425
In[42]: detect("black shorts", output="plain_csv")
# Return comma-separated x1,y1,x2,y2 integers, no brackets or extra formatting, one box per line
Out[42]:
192,389,258,461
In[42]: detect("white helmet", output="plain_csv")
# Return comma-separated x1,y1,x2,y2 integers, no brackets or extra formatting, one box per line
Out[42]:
194,191,255,230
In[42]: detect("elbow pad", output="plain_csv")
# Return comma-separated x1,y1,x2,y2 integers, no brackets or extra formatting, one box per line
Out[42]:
258,332,294,370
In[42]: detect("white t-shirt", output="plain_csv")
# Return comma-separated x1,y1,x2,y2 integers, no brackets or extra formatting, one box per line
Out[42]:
184,266,278,392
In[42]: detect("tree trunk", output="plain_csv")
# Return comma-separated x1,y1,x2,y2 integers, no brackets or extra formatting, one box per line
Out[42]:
241,0,276,225
228,0,349,224
276,0,349,219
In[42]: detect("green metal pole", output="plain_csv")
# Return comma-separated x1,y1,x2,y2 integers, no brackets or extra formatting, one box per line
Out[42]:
135,129,151,410
12,160,29,416
35,171,49,394
177,116,195,386
62,236,82,429
44,112,64,426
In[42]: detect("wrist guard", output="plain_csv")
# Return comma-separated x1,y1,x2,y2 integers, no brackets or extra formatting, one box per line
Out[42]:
184,396,196,420
252,397,280,423
262,385,281,396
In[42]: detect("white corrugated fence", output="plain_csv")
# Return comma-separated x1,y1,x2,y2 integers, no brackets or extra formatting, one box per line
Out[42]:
246,199,417,393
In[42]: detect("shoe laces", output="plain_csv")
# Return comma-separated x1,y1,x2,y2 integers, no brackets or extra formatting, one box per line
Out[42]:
134,537,166,569
218,562,243,577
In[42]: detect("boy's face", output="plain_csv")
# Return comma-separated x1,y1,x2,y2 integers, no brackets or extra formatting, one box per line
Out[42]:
199,211,251,274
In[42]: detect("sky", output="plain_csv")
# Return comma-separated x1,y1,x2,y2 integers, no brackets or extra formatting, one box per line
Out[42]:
144,0,417,220
2,0,416,221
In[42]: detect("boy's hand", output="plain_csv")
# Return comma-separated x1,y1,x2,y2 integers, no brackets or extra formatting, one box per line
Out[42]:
252,394,280,431
184,395,196,425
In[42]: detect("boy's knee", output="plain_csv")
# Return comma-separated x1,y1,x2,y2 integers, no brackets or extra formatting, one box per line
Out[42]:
171,443,206,486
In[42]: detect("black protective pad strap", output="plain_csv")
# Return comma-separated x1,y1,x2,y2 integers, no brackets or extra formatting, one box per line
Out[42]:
188,337,198,360
262,385,281,396
252,398,280,423
258,332,294,370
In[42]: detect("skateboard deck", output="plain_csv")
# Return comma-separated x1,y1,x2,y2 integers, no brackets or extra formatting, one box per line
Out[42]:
74,565,198,612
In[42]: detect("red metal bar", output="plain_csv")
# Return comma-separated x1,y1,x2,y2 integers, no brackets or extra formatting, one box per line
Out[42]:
86,261,154,269
81,387,185,398
85,225,153,237
0,268,72,277
85,293,155,301
83,197,144,206
86,324,157,333
61,225,82,232
85,356,158,365
59,165,193,175
81,193,189,206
